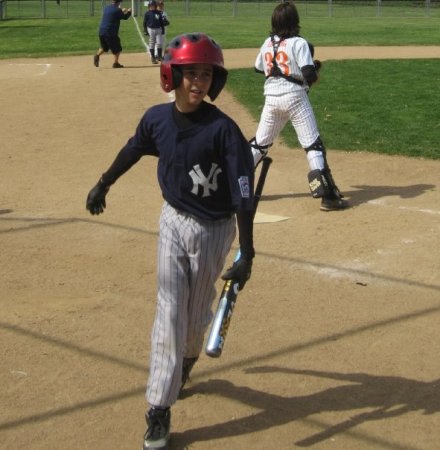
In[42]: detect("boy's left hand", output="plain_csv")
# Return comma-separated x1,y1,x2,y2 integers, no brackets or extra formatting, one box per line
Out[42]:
86,181,109,215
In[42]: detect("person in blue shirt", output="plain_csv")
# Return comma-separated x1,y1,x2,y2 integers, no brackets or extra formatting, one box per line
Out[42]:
86,33,255,450
94,0,132,69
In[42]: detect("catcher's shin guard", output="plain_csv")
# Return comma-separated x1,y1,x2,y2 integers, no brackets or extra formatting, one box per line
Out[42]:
308,168,348,210
305,137,343,198
308,168,343,199
249,137,271,168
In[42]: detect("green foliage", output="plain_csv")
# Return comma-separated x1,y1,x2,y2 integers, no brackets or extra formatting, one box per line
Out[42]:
227,61,440,159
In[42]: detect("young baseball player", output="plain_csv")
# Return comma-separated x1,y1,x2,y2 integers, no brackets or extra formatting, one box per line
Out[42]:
251,1,348,211
143,0,164,64
86,33,255,450
155,0,169,61
94,0,131,69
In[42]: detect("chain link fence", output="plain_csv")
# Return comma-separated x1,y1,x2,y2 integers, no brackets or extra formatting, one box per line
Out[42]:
1,0,439,20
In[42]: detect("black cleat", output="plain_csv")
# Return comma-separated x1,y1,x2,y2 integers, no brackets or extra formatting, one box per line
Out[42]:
93,55,99,67
143,407,170,450
320,197,349,211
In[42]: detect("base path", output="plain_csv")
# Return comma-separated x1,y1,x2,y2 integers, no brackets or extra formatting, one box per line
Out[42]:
223,46,440,68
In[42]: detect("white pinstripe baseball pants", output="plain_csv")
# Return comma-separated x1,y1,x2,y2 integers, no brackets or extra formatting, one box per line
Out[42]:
147,27,162,51
155,32,165,55
146,202,236,407
255,90,325,171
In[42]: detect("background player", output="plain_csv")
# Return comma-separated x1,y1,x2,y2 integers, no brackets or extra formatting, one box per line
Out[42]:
251,1,348,211
155,0,170,62
143,0,164,64
86,32,255,450
94,0,131,69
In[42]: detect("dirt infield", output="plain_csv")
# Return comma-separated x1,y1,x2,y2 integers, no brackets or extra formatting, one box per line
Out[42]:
1,47,439,450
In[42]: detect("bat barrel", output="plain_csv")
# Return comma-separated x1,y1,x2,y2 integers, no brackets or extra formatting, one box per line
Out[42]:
205,280,238,357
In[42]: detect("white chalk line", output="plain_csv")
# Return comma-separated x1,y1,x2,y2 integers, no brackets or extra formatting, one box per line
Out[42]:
367,199,440,216
131,14,149,52
7,63,51,76
131,15,174,102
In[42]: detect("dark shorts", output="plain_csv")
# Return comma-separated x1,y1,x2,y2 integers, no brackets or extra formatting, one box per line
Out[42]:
99,34,122,54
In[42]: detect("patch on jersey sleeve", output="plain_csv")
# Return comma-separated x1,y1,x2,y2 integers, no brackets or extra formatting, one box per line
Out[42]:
238,176,250,198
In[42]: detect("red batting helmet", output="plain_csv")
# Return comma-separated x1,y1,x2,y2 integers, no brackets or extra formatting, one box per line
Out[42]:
160,32,228,101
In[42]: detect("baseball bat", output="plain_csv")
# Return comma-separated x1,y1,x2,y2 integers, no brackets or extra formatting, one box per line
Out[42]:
205,157,273,358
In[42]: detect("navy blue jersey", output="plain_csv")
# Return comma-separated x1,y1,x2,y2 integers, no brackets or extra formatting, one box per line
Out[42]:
99,4,131,36
101,102,255,221
143,9,163,30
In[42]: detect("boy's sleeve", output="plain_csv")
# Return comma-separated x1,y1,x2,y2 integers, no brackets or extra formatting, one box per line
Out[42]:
297,38,314,69
224,130,254,213
101,112,158,186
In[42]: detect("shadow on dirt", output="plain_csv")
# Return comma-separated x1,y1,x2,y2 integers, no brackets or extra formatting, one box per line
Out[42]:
175,367,439,449
262,183,435,207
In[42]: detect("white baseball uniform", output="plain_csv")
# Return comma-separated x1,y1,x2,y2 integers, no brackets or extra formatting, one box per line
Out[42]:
253,35,325,171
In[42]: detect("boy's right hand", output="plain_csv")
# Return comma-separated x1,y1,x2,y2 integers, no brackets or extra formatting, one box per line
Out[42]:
86,180,109,215
221,257,253,290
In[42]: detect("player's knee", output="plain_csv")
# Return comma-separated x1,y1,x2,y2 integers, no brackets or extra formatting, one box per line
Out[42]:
249,137,272,168
304,136,325,154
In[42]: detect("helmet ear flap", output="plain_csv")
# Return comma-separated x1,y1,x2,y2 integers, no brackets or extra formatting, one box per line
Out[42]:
208,67,228,101
160,62,173,92
172,66,183,90
160,63,182,92
160,63,183,92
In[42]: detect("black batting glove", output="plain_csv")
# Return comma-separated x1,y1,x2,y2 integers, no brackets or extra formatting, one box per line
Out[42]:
86,179,109,215
221,257,253,291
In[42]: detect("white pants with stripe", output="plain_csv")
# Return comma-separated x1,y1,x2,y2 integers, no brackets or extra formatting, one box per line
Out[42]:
155,32,165,55
146,202,236,407
147,27,162,51
254,90,325,171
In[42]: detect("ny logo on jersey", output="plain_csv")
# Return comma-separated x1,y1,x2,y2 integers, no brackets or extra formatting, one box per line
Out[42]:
189,163,222,197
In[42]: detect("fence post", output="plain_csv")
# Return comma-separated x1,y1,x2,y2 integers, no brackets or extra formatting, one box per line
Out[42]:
425,0,430,16
232,0,237,17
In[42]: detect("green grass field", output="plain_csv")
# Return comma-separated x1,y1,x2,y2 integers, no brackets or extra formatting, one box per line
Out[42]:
1,12,439,159
228,62,440,159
